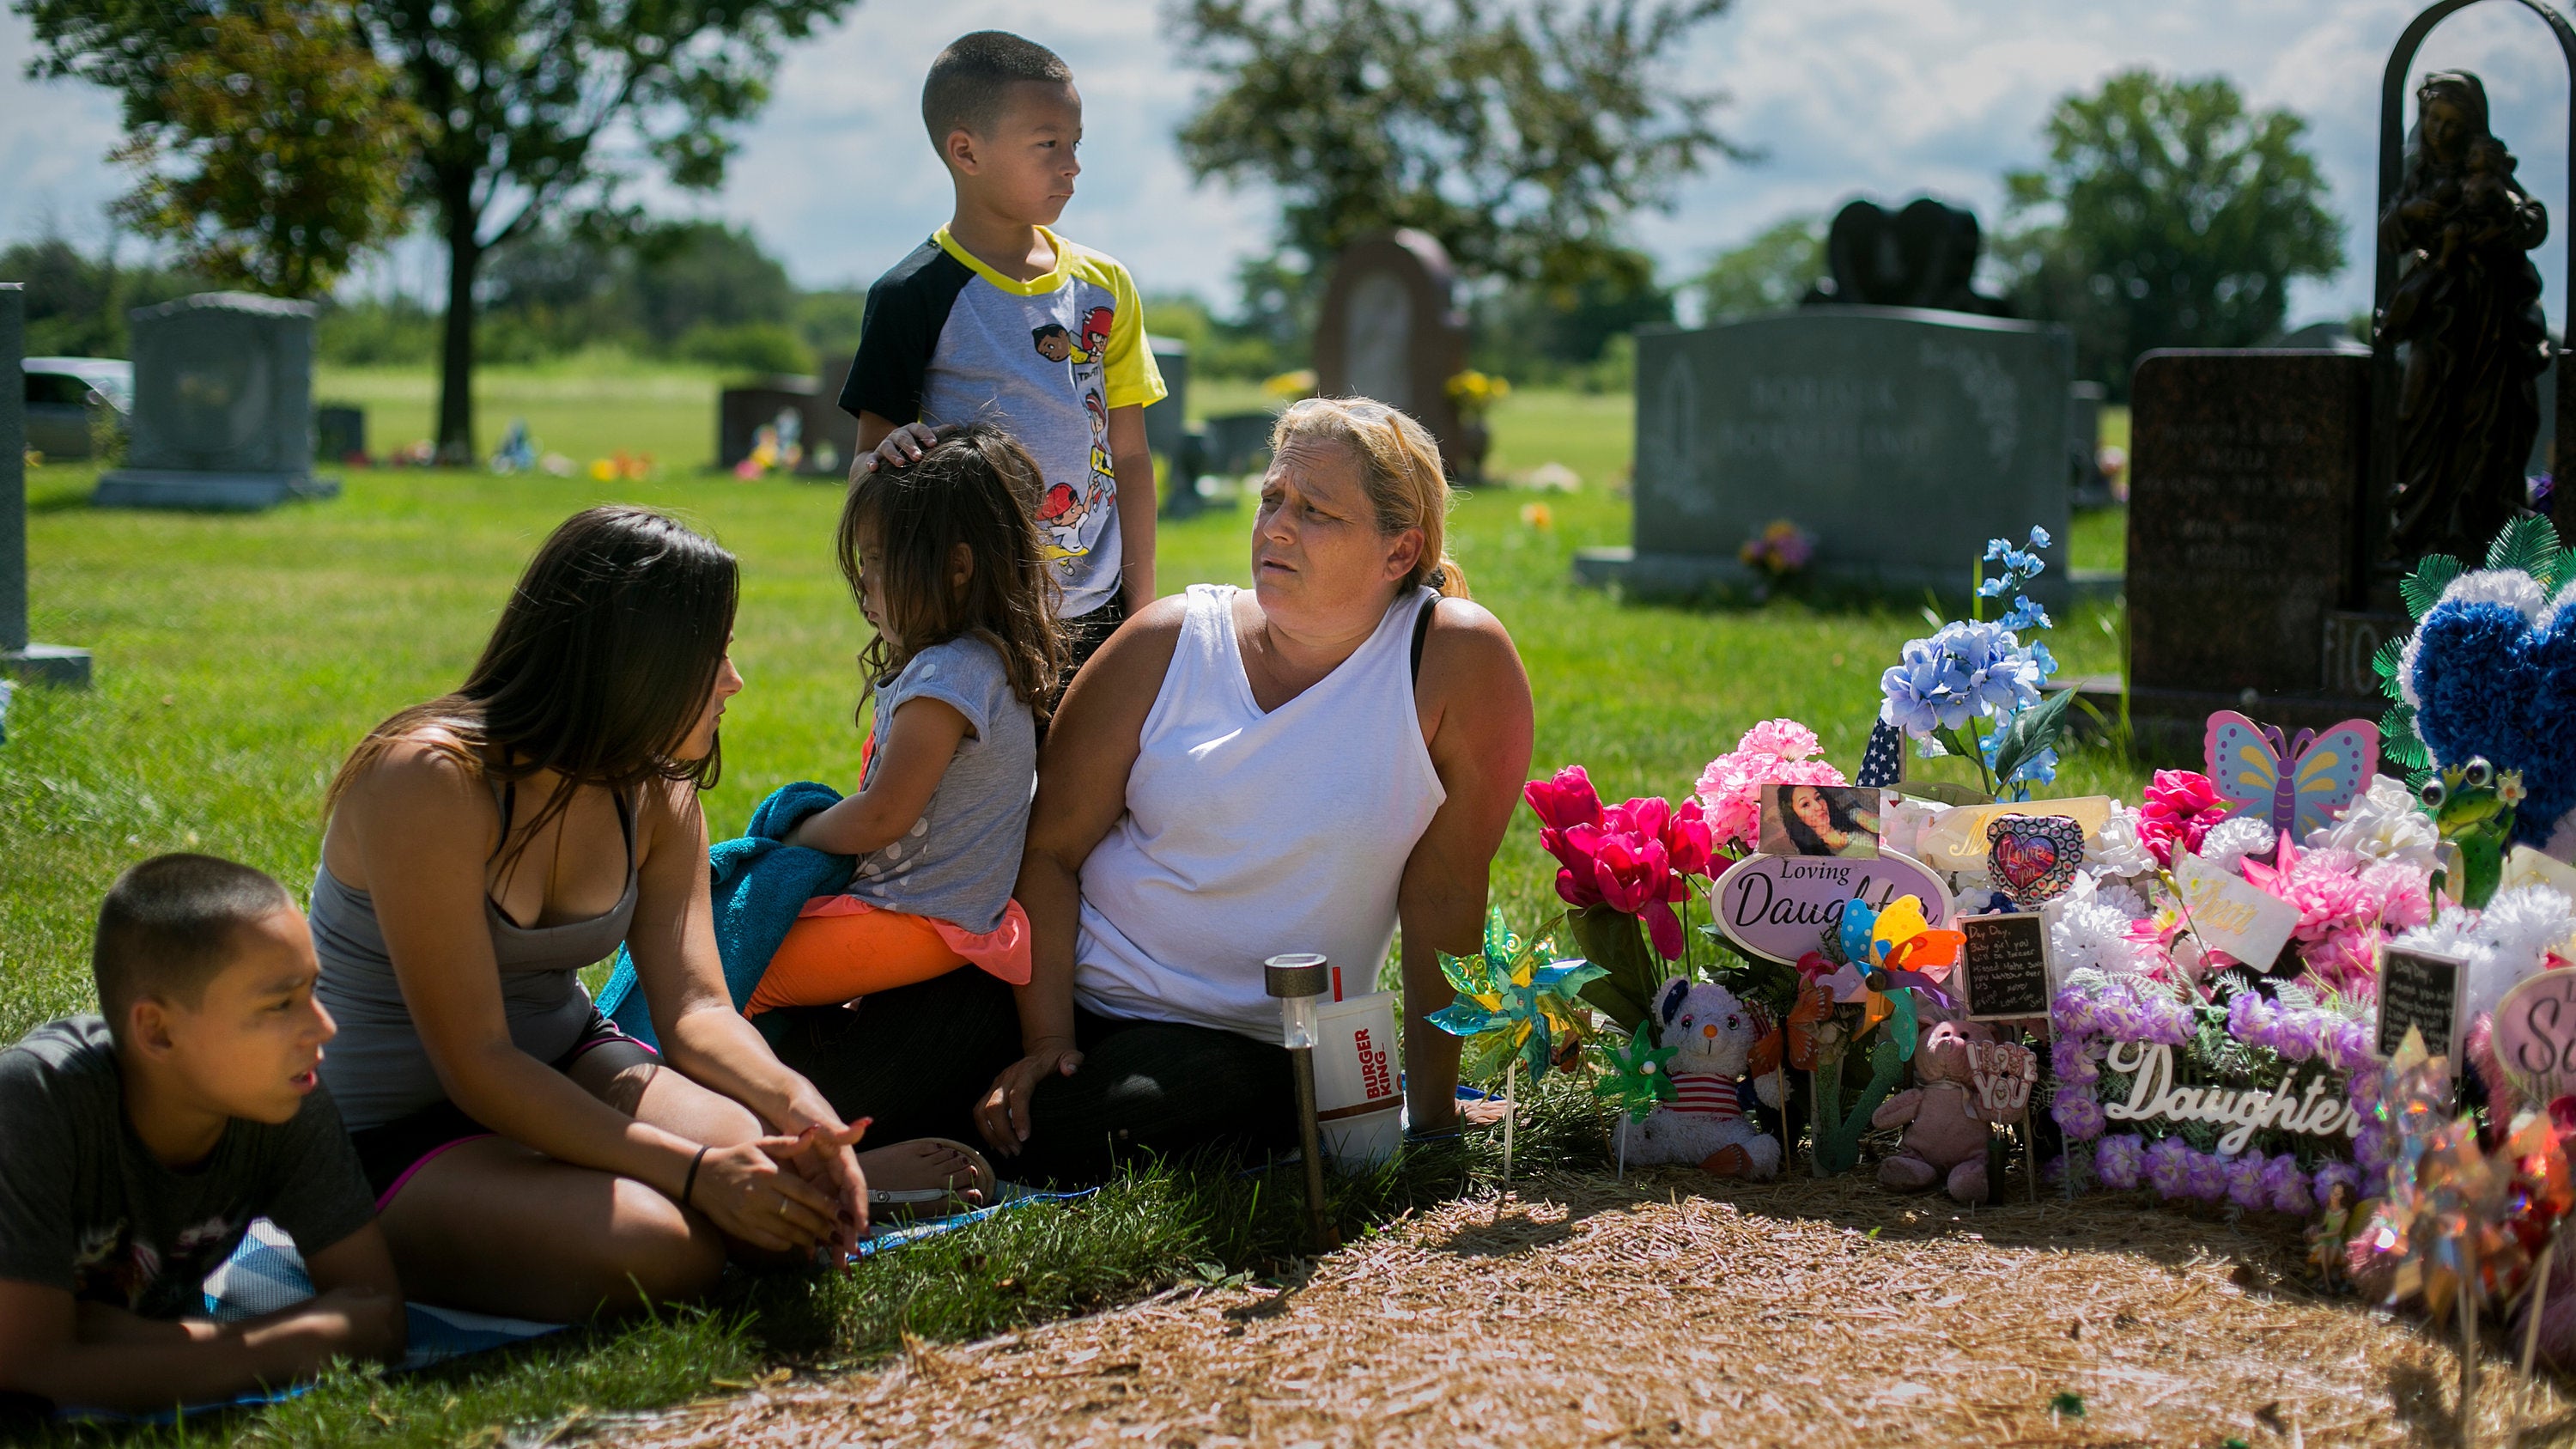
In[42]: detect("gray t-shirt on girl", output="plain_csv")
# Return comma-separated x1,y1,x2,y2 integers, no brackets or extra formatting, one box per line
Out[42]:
848,634,1035,934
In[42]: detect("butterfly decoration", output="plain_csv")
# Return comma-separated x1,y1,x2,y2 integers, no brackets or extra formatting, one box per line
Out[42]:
1856,717,1906,789
1429,909,1606,1084
1822,895,1963,1062
1985,813,2083,910
1592,1030,1679,1121
2203,710,2381,840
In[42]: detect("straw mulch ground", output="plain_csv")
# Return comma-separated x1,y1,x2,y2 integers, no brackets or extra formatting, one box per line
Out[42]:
629,1172,2576,1448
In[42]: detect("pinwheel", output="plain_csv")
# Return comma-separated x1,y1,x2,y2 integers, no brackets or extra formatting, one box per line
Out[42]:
1821,895,1962,1062
1431,910,1606,1181
1593,1031,1678,1121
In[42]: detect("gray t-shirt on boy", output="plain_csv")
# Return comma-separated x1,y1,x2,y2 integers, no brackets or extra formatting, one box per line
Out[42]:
0,1016,376,1319
848,634,1036,935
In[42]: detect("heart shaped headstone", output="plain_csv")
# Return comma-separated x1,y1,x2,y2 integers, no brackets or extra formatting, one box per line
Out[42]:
1985,814,2084,910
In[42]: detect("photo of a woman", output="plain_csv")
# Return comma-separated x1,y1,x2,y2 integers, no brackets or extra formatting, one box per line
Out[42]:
1760,782,1880,859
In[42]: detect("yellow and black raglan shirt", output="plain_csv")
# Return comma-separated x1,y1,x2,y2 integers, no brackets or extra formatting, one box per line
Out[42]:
841,227,1167,619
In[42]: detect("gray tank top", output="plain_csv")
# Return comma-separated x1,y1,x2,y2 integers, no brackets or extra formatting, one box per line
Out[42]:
313,781,639,1130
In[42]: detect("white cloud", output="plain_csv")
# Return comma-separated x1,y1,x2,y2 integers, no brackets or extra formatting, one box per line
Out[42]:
3,0,2573,333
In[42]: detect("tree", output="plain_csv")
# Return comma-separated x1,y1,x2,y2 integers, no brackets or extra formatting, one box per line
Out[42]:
1172,0,1741,293
1998,70,2343,391
108,1,416,300
21,0,859,461
0,236,204,356
1695,214,1820,322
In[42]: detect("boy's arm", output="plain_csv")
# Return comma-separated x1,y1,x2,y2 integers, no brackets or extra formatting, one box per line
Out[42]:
0,1264,404,1412
1107,404,1156,610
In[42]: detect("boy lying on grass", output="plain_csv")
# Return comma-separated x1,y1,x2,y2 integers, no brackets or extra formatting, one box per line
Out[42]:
0,855,403,1414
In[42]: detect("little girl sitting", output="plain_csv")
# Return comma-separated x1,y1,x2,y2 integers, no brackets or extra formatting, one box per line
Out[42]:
756,423,1066,1011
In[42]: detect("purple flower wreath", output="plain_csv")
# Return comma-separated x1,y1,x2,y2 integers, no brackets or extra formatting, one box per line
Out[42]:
2051,977,2370,1214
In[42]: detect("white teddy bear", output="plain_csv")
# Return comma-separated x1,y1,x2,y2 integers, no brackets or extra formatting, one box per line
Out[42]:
1628,977,1783,1178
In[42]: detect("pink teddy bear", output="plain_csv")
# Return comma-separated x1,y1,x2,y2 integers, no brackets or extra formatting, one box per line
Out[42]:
1872,1020,1996,1203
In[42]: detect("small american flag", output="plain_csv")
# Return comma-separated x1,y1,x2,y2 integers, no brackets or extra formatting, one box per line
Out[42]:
1856,716,1905,788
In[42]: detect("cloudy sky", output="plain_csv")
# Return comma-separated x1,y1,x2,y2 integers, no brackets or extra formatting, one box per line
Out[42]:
5,0,2575,328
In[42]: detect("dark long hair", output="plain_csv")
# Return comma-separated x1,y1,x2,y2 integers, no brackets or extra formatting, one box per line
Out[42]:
1779,784,1865,855
837,423,1066,722
325,506,739,877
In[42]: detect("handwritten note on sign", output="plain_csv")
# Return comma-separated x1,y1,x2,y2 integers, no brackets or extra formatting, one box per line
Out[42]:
2373,945,2465,1062
2171,850,2300,971
2494,971,2576,1104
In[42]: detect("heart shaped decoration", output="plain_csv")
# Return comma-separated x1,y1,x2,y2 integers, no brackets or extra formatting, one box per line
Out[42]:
1985,814,2083,909
2402,569,2576,848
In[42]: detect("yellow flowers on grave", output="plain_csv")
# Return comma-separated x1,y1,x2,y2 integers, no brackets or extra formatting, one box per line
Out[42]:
1262,368,1316,400
1445,369,1510,419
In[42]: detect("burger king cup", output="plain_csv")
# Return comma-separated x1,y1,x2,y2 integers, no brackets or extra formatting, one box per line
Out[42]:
1312,990,1404,1172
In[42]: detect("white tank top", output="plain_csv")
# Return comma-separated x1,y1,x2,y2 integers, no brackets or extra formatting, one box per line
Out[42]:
1074,583,1449,1040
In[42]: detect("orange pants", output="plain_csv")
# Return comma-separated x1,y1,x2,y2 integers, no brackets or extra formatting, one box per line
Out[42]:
746,908,969,1015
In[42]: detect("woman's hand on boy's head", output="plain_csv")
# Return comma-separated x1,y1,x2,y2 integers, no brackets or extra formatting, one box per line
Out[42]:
863,423,939,474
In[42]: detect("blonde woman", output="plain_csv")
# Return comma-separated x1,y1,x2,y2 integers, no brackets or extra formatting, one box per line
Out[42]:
981,399,1534,1181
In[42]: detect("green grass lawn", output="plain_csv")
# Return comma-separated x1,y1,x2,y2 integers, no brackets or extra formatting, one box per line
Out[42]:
1,380,2143,1443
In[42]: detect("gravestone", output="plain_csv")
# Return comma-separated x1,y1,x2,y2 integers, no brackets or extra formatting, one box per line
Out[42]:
2120,350,2381,736
94,292,337,510
716,374,817,473
1578,307,2072,606
1311,229,1470,475
314,405,365,466
0,283,92,687
804,357,858,478
1144,337,1204,517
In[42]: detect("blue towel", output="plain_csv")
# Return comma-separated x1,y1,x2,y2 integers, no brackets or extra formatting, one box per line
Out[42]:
595,781,855,1048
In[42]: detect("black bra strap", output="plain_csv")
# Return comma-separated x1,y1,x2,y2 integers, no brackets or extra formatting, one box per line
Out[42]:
1409,594,1437,683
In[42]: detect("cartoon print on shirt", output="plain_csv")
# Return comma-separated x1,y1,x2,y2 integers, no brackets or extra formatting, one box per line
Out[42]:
1037,480,1107,570
1031,321,1091,367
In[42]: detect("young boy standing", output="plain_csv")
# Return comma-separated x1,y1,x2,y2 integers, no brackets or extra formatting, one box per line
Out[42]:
0,855,402,1414
845,29,1166,671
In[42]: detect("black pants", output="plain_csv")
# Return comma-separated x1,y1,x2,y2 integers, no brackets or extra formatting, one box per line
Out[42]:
1018,1008,1297,1186
756,967,1023,1149
1062,596,1127,679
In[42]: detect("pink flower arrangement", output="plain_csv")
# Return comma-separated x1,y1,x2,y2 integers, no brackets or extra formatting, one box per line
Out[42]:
2136,770,2231,868
1692,719,1846,855
1524,766,1716,959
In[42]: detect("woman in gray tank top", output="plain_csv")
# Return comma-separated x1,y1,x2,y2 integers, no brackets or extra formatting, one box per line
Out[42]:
313,506,986,1323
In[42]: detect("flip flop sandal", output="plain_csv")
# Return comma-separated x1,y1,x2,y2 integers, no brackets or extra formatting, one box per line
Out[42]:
866,1138,999,1221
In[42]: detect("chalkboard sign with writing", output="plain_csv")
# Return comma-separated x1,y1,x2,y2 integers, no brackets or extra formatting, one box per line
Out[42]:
2374,944,2466,1062
1959,912,2051,1021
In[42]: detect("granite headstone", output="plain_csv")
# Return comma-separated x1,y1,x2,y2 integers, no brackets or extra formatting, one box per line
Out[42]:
1,283,92,686
94,292,337,510
717,374,818,473
805,357,859,478
2122,350,2377,733
1311,229,1469,474
1581,307,2072,606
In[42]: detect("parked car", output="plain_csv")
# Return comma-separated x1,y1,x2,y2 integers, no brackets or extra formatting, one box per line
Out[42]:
23,356,132,460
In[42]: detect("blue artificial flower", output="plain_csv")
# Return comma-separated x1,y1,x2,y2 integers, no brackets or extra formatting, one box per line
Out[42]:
1984,537,2012,563
1880,634,1971,734
2027,525,2052,551
1978,575,2010,598
2023,637,2058,681
2000,594,2052,632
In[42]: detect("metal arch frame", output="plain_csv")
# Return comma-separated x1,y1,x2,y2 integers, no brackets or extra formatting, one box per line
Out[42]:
2367,0,2576,588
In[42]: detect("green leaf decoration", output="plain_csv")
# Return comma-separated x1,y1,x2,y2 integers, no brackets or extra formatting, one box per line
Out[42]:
2400,553,2464,620
2372,636,2408,702
2485,514,2568,590
2380,705,2430,772
1592,1030,1678,1122
1567,904,1665,1033
1811,1033,1908,1177
1988,687,2077,790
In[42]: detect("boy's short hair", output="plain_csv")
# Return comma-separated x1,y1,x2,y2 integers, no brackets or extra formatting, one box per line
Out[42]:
922,31,1073,150
93,855,295,1038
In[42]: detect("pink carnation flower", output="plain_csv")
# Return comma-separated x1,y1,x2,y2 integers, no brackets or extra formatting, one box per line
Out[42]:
1693,719,1846,855
2137,770,2230,868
